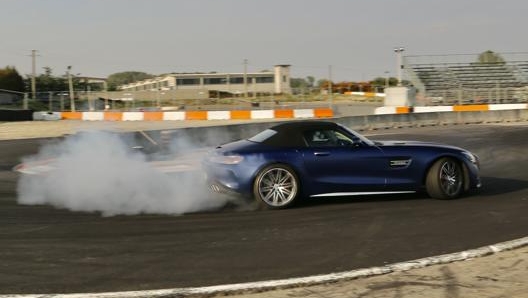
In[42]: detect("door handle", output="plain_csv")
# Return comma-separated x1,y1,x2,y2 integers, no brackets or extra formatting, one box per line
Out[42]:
314,152,330,156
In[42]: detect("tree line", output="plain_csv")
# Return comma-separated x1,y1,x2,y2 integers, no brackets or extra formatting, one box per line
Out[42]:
0,67,155,94
0,50,506,95
2,65,396,94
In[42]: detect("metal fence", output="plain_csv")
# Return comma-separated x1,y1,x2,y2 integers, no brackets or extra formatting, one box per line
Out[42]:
421,87,528,105
0,88,341,112
5,86,524,112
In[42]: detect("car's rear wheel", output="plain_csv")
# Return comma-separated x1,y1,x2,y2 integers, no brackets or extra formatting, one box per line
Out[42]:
253,164,299,210
426,157,464,199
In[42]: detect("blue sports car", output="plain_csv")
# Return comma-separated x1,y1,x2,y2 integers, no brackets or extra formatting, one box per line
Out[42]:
203,120,481,209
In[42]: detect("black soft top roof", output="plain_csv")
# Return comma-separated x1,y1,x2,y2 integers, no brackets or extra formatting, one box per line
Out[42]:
262,120,339,147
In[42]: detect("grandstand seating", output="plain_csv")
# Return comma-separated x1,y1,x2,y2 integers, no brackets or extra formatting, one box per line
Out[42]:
405,55,528,104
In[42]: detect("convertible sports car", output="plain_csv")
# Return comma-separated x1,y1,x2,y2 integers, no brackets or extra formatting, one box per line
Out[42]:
202,120,481,209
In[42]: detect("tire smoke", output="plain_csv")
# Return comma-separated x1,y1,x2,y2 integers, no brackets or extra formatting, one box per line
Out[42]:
16,130,230,216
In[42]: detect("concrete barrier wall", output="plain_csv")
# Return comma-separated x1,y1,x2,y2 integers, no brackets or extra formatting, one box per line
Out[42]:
26,103,527,123
350,109,528,131
33,111,61,121
134,109,528,148
21,105,528,149
376,104,528,115
0,109,33,121
344,91,386,97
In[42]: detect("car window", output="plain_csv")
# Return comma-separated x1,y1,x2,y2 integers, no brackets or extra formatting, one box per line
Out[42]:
304,129,354,147
248,129,277,143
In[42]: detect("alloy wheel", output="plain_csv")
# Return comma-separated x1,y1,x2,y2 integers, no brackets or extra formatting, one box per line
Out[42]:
256,167,298,207
439,160,462,197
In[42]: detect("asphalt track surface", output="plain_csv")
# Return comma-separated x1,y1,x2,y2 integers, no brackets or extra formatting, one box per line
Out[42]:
0,124,527,295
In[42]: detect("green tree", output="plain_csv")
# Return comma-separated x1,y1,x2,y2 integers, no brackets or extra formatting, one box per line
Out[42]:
477,50,505,64
107,71,153,91
317,79,330,88
291,76,316,90
371,77,398,88
290,77,309,89
306,76,315,88
42,67,67,91
0,66,25,92
24,66,95,94
24,67,69,94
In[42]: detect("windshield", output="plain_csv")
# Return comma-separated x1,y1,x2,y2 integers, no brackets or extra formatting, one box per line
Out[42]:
338,124,375,146
248,129,277,143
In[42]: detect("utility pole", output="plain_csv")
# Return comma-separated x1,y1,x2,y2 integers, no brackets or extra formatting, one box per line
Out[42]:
243,59,248,99
30,50,37,99
67,66,76,112
328,65,333,107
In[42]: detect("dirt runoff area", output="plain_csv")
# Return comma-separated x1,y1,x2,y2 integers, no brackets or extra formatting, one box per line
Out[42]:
216,245,528,298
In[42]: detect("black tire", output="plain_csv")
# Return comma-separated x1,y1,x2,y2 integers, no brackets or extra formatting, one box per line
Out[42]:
426,157,464,199
253,164,300,210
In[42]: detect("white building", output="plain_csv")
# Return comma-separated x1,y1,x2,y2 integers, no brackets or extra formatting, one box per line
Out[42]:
119,65,291,95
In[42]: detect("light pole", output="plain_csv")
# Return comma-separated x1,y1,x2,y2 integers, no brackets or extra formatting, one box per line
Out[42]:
384,71,390,88
394,47,404,86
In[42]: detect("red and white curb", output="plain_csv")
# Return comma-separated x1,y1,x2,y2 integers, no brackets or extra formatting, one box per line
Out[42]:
2,236,528,298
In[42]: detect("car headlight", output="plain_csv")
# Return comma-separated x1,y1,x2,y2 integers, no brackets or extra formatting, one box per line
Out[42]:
461,151,478,164
209,154,244,165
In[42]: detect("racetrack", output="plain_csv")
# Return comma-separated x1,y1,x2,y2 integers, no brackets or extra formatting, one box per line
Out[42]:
0,123,527,295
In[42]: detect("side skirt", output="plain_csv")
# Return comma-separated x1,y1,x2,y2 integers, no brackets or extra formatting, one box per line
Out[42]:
310,191,416,198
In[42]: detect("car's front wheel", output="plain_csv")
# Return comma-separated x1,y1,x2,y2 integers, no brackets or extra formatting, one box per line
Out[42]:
253,164,300,210
426,157,464,199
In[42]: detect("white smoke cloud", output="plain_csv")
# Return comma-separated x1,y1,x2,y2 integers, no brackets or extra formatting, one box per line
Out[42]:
16,130,232,216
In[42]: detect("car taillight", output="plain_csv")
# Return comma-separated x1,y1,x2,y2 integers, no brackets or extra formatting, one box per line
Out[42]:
209,154,244,165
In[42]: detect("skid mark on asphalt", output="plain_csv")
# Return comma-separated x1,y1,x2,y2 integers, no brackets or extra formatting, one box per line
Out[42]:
353,215,386,260
0,225,50,235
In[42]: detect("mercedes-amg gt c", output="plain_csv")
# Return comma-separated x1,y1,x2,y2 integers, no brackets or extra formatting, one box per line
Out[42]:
202,121,481,209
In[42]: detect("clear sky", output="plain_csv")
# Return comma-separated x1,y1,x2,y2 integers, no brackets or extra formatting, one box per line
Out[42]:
1,0,527,82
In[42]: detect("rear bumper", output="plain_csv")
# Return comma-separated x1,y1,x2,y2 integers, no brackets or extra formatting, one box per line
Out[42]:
202,161,254,197
207,179,244,196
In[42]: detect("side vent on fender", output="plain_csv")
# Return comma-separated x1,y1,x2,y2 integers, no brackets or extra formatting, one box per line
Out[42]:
390,159,412,168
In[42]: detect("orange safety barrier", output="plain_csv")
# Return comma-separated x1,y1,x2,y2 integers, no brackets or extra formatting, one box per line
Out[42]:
230,110,251,120
61,112,82,120
104,112,123,121
274,109,294,118
143,111,164,121
185,110,208,120
396,107,411,114
453,105,489,112
314,108,334,118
